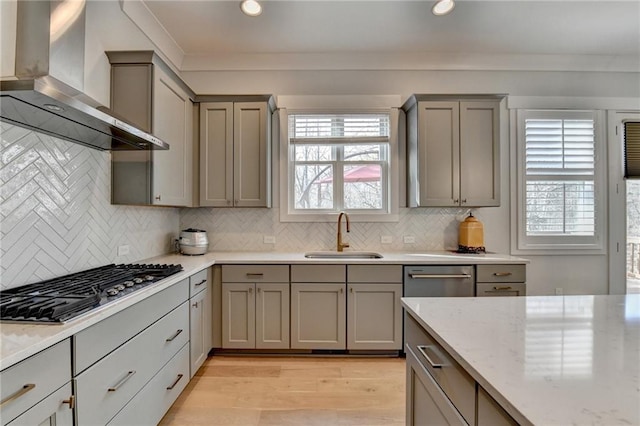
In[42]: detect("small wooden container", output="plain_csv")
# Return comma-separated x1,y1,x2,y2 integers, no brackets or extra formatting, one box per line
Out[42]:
458,213,485,253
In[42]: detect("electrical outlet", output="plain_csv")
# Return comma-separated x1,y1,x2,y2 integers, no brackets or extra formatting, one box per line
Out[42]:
381,235,393,244
263,235,276,244
117,245,130,256
403,235,416,244
555,287,563,295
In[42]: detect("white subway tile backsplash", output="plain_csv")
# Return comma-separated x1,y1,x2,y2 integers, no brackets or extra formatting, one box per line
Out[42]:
0,124,179,290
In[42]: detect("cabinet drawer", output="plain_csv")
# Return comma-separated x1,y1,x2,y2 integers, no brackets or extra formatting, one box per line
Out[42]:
476,264,525,283
405,314,475,425
348,265,402,283
74,279,189,374
291,265,345,283
0,340,71,425
476,282,526,297
108,343,190,426
75,301,189,426
190,268,209,296
222,265,289,283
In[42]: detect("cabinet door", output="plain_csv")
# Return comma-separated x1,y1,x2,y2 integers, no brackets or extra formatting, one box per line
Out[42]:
459,100,500,207
152,67,194,207
234,102,271,207
221,283,256,349
406,347,467,426
190,286,209,376
417,101,460,207
256,283,290,349
291,283,346,350
200,102,234,206
6,383,73,426
347,283,402,350
477,386,518,426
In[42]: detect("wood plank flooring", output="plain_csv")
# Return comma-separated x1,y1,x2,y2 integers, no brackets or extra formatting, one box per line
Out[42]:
159,355,406,426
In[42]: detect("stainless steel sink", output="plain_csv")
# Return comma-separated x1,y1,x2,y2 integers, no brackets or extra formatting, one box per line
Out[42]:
304,251,383,259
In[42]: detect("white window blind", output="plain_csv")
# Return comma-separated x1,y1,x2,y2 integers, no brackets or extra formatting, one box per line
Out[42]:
289,113,390,144
524,116,595,236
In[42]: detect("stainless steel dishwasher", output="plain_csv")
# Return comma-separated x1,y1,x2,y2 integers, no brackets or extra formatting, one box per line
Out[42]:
404,265,475,297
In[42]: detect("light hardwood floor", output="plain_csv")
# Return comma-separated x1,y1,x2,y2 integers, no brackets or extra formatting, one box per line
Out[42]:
159,355,406,426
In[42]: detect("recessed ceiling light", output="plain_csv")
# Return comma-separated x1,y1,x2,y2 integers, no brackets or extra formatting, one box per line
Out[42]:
432,0,455,16
240,0,262,17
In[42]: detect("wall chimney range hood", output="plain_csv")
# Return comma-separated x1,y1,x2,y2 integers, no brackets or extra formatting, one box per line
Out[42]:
0,0,169,151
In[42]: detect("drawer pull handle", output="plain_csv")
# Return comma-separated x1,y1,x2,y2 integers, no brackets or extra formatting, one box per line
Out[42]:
108,371,136,392
0,384,36,408
493,286,513,291
63,395,75,410
195,279,207,286
166,329,183,342
493,272,512,277
246,273,264,278
166,374,184,390
416,345,445,369
409,274,471,279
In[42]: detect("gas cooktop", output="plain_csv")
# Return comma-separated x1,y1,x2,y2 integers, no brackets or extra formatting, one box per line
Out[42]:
0,263,183,324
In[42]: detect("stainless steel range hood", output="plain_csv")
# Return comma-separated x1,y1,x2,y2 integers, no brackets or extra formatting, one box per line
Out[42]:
0,0,169,151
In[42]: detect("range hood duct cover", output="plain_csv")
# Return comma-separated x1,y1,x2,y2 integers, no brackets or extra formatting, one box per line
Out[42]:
0,0,169,151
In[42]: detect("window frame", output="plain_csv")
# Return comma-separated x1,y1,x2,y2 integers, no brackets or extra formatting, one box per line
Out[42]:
513,109,607,254
280,108,400,222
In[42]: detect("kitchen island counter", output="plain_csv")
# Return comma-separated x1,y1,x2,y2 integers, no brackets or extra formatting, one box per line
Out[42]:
402,294,640,425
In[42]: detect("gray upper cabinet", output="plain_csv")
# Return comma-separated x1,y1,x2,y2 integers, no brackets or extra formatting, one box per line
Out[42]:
107,51,198,207
200,98,274,207
404,95,503,207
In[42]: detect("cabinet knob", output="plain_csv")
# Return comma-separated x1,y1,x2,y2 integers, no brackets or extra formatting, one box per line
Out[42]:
461,199,467,204
454,199,459,203
192,301,199,308
155,195,162,201
249,287,253,294
257,287,261,293
350,287,353,294
226,200,231,206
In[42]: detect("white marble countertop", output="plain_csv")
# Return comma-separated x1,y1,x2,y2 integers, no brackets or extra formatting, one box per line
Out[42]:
402,295,640,426
0,250,527,371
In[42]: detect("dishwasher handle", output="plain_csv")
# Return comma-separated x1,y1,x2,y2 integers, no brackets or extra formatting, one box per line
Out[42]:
408,273,472,279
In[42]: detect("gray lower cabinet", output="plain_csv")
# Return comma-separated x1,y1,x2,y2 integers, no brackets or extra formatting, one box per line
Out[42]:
107,344,190,426
189,268,212,377
476,264,526,297
1,340,73,426
347,265,403,351
290,264,347,350
406,312,519,426
406,345,467,426
221,265,290,349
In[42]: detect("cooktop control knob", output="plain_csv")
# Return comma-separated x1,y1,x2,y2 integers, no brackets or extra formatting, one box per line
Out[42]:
124,280,135,287
106,288,119,296
133,278,144,284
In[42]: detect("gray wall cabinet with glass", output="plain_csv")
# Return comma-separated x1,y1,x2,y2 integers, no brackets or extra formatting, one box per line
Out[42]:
199,97,275,207
107,51,199,207
403,95,503,207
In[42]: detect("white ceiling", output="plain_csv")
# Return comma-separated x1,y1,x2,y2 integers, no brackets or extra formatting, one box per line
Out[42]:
139,0,640,71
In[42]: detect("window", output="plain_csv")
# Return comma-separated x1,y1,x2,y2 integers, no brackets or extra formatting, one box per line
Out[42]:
515,110,605,252
282,111,397,221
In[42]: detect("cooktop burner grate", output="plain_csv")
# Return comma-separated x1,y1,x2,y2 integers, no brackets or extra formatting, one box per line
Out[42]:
0,263,183,324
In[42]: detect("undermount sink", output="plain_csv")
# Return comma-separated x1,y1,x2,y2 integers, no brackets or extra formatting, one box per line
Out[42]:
304,251,383,259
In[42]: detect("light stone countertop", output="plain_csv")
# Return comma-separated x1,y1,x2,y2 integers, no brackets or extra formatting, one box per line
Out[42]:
402,295,640,426
0,250,527,371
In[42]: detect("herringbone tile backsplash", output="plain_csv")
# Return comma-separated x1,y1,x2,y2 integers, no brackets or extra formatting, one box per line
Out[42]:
180,207,467,253
0,124,179,290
